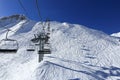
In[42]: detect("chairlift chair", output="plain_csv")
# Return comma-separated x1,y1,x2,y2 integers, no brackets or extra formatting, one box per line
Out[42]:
27,47,35,51
27,41,35,51
38,49,51,54
0,29,19,53
0,39,19,53
35,41,51,54
27,49,35,51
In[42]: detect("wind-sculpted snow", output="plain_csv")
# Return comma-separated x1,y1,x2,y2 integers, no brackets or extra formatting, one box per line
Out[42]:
0,16,120,80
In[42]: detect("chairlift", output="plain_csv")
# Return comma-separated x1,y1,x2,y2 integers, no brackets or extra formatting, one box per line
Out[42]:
44,42,50,49
35,41,51,54
31,34,39,43
27,48,35,51
38,49,51,54
27,41,35,51
0,39,19,53
0,29,19,53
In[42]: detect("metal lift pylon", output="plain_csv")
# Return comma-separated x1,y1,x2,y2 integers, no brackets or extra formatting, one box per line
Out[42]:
31,20,51,62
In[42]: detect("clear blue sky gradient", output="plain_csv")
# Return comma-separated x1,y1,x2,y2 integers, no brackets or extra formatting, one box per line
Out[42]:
0,0,120,34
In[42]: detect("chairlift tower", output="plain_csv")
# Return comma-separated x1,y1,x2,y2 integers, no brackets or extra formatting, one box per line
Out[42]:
31,20,51,62
38,32,50,62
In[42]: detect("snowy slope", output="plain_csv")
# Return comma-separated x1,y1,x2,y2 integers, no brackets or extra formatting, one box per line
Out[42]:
111,32,120,38
0,15,120,80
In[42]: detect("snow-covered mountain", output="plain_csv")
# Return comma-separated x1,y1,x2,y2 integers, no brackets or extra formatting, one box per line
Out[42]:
0,15,26,27
111,32,120,38
0,15,120,80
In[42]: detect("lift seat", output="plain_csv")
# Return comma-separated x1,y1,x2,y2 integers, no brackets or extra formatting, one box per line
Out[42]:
0,49,17,53
38,49,51,54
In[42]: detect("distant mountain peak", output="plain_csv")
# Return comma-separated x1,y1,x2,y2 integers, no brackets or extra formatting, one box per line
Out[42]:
0,14,27,21
0,14,27,27
111,32,120,38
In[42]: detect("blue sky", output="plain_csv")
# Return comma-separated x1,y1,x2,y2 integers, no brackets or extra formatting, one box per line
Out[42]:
0,0,120,34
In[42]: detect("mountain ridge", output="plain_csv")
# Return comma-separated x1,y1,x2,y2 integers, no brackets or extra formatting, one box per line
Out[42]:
0,15,120,80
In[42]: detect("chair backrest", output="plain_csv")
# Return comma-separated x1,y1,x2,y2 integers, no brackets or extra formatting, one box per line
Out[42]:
0,39,19,53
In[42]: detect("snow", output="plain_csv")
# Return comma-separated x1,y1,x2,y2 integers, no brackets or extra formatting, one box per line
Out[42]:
0,15,120,80
111,32,120,38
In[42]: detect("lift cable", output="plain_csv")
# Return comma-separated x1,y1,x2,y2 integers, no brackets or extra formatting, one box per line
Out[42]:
35,0,43,21
1,26,29,40
18,0,29,17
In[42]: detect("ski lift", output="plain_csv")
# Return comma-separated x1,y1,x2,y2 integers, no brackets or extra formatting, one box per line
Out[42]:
27,46,35,51
31,34,39,43
38,42,51,54
0,29,19,53
35,43,51,54
0,39,18,53
38,49,51,54
27,42,35,51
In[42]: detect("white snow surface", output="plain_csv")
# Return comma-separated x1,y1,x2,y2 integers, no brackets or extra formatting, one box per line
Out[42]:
111,32,120,38
0,15,120,80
